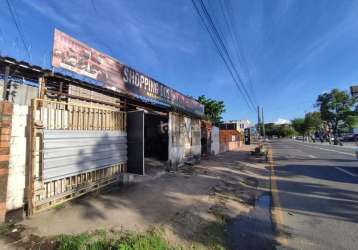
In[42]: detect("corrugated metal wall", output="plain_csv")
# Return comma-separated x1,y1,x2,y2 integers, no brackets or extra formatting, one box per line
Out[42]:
43,130,127,181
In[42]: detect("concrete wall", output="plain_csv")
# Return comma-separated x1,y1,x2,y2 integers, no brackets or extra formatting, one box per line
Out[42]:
0,79,4,101
220,141,241,153
6,104,28,212
211,126,220,155
168,112,201,168
11,84,38,106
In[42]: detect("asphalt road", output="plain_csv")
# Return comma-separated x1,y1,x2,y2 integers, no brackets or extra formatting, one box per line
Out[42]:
270,139,358,250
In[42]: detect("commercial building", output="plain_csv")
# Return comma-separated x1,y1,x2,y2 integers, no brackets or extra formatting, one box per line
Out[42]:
351,85,358,98
0,30,204,220
220,119,252,133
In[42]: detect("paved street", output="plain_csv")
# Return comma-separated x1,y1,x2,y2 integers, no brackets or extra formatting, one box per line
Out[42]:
270,139,358,250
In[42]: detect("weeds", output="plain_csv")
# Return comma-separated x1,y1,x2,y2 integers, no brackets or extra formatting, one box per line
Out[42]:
0,222,13,235
57,228,179,250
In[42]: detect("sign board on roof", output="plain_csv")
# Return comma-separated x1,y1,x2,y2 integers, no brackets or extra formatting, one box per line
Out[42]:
52,29,204,116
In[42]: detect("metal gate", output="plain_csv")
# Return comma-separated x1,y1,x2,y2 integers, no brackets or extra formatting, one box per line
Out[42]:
127,110,144,175
28,99,127,214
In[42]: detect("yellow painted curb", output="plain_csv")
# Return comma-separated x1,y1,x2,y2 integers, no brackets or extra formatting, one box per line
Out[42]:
267,145,288,246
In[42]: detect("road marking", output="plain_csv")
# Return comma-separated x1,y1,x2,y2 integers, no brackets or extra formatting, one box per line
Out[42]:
268,146,288,246
307,154,317,159
335,167,358,177
290,141,356,157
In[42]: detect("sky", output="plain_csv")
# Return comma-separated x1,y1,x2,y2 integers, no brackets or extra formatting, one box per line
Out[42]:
1,0,358,123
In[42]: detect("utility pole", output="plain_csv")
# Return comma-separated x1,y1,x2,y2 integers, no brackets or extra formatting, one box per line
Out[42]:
261,107,265,139
257,106,261,137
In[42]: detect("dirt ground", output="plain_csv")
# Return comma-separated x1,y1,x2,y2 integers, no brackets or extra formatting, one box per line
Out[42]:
0,145,275,249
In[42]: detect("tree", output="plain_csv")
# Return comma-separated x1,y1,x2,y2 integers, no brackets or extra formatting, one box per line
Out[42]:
277,124,295,137
345,114,358,130
291,118,305,135
263,123,295,138
264,123,278,137
304,112,322,134
197,95,226,124
316,89,357,138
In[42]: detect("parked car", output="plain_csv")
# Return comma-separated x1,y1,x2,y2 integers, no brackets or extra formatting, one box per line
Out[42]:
342,134,356,142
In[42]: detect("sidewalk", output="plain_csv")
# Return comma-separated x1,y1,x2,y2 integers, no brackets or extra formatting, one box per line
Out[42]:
0,145,274,249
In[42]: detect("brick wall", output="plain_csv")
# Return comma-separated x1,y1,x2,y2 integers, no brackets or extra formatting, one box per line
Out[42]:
0,101,12,222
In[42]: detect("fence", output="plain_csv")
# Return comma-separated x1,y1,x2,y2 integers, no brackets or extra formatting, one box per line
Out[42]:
28,99,127,213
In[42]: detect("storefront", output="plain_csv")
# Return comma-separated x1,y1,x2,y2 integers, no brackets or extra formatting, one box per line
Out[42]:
0,50,203,219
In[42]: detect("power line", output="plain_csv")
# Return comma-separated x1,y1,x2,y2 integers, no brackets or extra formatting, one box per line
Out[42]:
198,0,257,110
191,0,257,111
202,0,256,109
5,0,31,60
220,0,258,105
191,0,254,111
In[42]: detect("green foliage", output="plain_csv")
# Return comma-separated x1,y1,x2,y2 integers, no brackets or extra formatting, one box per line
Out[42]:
264,123,295,138
197,95,226,124
291,118,305,135
316,88,357,135
345,115,358,129
264,123,278,137
0,223,13,235
278,125,296,137
194,221,226,250
303,112,322,134
57,229,177,250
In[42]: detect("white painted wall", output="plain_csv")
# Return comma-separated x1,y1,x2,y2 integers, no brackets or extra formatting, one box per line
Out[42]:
168,113,201,168
211,126,220,155
6,104,28,211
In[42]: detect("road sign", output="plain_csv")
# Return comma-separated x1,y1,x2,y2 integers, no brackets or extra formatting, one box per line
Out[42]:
244,128,251,145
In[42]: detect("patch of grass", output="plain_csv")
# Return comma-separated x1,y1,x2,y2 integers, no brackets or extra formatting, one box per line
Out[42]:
0,222,13,235
57,228,180,250
54,203,66,211
194,221,227,250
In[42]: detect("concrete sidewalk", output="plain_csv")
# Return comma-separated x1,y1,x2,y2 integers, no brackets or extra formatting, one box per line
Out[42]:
0,145,274,249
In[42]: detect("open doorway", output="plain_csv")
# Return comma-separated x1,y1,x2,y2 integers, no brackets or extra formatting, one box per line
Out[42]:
144,112,169,174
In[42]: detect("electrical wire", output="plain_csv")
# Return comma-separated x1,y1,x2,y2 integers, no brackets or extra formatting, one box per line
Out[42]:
191,0,254,111
199,0,256,110
5,0,31,60
220,0,258,106
192,0,257,112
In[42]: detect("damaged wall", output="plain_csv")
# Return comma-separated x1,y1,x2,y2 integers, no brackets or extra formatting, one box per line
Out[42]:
211,126,220,155
219,129,242,153
168,112,201,168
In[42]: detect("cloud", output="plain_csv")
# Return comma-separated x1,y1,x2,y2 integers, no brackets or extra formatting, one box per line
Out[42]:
274,118,291,125
21,1,80,29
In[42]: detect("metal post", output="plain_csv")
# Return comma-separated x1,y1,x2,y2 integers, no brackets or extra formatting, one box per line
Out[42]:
257,106,261,137
3,65,10,100
262,107,265,138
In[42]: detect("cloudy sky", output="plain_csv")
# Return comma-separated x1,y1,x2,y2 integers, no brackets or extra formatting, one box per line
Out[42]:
1,0,357,122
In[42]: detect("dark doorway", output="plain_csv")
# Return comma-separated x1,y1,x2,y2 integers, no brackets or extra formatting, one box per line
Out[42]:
127,110,144,175
144,113,168,173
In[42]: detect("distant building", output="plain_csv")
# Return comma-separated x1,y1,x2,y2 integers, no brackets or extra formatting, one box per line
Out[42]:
220,119,252,133
350,85,358,98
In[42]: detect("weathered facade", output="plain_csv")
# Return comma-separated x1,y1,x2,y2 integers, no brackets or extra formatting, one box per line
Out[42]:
219,129,242,153
0,54,203,220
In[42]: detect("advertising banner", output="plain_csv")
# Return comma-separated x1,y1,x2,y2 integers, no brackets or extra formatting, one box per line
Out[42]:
52,29,204,116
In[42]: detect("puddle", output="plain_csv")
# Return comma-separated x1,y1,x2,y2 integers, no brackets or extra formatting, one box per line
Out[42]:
226,193,276,250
